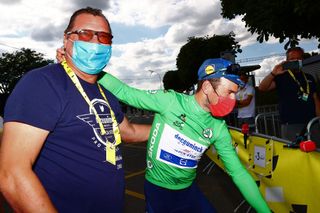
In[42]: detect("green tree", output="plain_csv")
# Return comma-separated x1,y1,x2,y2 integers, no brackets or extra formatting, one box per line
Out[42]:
0,48,53,95
176,33,241,88
0,48,53,114
220,0,320,49
162,70,186,92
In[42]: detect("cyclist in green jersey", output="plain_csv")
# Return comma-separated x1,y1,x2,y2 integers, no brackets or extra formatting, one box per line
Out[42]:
99,58,271,213
54,48,270,212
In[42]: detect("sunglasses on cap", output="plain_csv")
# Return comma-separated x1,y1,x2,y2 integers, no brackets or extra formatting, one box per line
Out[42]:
202,63,241,79
226,64,241,75
66,29,113,45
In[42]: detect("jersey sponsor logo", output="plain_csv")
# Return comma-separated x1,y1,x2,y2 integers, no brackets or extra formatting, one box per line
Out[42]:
202,128,213,139
159,150,197,168
148,122,161,158
147,160,153,169
156,124,207,169
147,90,157,94
173,114,186,130
180,114,186,122
77,98,122,167
173,121,184,130
174,134,203,153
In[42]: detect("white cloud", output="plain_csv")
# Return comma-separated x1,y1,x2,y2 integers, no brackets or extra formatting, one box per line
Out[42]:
102,0,259,89
0,0,319,90
254,56,284,83
108,36,177,89
0,0,21,5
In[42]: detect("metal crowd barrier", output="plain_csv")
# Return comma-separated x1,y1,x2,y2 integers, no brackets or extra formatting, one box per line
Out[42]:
306,116,320,140
254,112,280,137
204,125,320,212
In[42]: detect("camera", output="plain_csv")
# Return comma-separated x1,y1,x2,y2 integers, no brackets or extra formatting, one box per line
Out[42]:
282,60,302,70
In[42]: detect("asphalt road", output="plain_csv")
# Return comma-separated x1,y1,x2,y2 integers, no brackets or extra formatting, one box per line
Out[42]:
122,140,251,213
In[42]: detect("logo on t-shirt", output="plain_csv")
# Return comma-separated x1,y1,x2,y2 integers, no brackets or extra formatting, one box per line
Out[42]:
77,98,121,151
77,98,122,167
77,98,116,146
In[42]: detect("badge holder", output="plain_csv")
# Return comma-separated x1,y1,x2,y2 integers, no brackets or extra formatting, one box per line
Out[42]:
302,93,308,101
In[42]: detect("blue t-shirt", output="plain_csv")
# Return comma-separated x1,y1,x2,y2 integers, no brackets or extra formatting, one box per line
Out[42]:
4,64,125,213
275,71,316,124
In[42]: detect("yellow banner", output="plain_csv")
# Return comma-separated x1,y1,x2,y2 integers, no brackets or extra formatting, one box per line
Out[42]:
206,129,320,213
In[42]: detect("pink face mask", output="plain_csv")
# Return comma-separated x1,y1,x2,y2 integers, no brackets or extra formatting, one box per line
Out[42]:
208,95,236,117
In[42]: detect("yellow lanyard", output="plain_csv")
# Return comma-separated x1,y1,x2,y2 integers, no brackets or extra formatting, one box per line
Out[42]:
61,60,121,165
287,69,309,99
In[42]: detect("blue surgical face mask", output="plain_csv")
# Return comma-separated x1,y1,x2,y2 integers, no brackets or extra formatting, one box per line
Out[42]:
71,40,112,75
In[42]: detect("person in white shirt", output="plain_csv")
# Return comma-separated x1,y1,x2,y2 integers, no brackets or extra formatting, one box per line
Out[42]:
236,72,255,131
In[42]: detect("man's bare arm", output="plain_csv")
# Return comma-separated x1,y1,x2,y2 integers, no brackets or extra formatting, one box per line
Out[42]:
258,62,286,91
237,95,253,108
119,116,151,143
0,122,57,213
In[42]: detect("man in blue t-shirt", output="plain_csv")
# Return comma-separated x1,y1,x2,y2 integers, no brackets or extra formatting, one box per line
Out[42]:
259,47,320,141
0,7,150,213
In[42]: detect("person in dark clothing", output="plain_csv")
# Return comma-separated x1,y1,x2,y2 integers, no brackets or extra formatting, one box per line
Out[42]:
259,47,320,141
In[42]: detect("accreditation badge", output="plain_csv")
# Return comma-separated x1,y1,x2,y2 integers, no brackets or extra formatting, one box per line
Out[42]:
302,93,308,101
106,142,116,165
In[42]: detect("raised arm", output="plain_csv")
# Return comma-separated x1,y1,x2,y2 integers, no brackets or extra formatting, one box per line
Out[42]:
99,73,173,113
258,62,286,92
0,122,57,213
237,94,253,108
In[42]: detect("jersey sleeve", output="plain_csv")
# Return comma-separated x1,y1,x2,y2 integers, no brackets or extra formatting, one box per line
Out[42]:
102,89,125,124
213,123,270,213
99,73,174,113
4,70,62,131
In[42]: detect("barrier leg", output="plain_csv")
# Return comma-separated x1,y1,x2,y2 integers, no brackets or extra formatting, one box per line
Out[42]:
233,200,246,212
234,200,252,213
202,161,215,175
246,206,252,213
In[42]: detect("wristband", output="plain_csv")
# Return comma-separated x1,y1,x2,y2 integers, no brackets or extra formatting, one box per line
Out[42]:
270,72,276,77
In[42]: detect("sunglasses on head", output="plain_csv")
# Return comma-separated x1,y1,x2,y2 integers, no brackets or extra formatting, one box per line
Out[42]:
66,29,113,45
225,64,240,75
203,63,240,79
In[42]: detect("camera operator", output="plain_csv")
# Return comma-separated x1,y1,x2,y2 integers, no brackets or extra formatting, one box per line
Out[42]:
259,47,320,141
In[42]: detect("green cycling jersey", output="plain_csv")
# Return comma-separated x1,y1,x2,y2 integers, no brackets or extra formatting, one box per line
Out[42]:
99,73,270,213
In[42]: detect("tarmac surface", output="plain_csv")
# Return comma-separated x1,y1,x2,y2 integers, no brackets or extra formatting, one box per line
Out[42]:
0,111,253,213
122,142,251,213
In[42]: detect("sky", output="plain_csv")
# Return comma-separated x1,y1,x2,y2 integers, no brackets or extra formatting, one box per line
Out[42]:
0,0,319,89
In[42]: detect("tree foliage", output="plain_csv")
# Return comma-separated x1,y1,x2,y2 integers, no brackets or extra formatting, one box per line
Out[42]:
220,0,320,49
0,48,53,95
162,70,186,92
175,33,241,88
